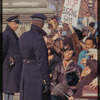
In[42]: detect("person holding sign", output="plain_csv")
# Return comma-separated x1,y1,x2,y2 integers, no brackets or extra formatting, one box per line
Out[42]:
64,23,85,64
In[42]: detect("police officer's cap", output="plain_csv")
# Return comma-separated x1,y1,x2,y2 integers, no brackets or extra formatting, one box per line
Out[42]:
30,13,47,20
7,15,20,23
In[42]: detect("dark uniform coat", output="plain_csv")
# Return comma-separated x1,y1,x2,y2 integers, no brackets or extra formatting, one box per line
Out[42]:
19,24,50,100
3,25,23,93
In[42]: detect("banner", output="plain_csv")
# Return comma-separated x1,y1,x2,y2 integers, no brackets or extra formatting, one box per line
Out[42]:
61,0,81,27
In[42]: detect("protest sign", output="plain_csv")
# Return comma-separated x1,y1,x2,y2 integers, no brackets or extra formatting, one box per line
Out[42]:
61,0,81,27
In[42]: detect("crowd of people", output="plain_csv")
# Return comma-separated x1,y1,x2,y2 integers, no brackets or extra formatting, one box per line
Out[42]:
43,12,98,100
3,12,98,100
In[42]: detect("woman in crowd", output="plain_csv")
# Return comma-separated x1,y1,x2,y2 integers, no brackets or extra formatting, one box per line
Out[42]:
69,48,98,100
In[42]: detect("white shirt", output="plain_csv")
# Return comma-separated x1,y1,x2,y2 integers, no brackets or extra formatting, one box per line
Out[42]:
82,16,95,27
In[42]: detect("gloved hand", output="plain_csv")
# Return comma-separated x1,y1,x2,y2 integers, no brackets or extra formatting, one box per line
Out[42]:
43,84,51,99
43,84,50,94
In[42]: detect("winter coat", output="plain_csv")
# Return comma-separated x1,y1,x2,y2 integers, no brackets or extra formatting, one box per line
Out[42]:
73,59,97,98
3,25,23,93
19,24,50,100
70,32,83,64
51,60,82,91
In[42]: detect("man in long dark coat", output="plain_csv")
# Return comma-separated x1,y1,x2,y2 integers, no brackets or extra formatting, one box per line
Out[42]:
3,15,23,100
19,13,50,100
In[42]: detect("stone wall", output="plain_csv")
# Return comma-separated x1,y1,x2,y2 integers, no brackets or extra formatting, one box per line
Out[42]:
3,0,47,8
2,0,55,37
3,0,55,23
2,23,31,38
3,22,50,38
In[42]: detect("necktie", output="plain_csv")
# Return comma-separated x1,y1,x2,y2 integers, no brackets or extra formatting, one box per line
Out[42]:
87,17,89,27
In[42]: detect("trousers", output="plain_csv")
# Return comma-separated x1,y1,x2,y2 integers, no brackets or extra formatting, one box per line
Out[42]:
5,93,14,100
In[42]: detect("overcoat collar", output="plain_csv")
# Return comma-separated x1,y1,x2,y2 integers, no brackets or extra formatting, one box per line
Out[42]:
6,25,18,40
31,24,47,36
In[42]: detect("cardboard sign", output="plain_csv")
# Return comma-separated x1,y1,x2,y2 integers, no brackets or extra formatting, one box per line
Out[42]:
61,0,81,27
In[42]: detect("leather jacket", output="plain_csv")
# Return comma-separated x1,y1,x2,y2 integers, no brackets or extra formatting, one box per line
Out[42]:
51,60,82,91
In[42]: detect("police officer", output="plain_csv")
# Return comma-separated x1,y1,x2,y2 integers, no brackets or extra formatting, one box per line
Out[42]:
19,13,50,100
3,15,23,100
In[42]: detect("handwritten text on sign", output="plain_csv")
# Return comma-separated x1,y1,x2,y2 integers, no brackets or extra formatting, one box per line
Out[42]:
61,0,81,27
